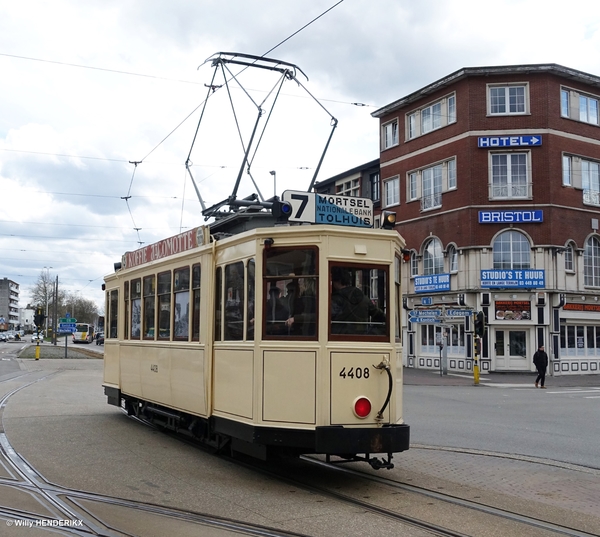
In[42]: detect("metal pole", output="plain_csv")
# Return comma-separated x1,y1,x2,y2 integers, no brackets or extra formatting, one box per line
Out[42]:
53,276,58,345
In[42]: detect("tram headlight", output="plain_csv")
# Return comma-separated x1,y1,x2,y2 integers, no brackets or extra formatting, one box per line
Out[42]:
353,396,372,419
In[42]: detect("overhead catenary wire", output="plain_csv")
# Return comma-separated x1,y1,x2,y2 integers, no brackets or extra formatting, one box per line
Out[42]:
124,0,347,234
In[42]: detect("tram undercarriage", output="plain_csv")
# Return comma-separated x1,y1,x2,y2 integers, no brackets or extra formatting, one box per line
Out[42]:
106,387,409,470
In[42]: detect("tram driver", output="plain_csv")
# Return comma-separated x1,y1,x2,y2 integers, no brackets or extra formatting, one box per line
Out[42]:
330,267,385,335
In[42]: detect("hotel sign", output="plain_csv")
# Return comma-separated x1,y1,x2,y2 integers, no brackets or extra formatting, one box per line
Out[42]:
478,135,542,147
479,210,543,223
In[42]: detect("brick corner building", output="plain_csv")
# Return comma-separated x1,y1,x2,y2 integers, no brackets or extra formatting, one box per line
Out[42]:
372,63,600,375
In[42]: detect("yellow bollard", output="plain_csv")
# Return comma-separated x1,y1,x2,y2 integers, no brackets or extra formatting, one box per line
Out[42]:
35,341,40,360
473,337,480,385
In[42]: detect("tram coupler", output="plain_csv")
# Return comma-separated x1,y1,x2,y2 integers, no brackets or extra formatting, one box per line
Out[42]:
368,453,394,470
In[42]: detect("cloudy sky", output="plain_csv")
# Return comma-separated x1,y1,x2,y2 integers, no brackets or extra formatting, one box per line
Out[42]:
3,0,600,313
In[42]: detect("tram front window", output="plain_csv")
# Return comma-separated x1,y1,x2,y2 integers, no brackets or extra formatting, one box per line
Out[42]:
329,264,388,340
263,247,318,339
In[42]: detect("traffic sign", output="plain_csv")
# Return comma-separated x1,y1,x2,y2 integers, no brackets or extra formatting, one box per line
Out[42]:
281,190,373,228
409,317,441,323
446,309,472,317
59,318,77,323
58,323,77,333
409,309,441,317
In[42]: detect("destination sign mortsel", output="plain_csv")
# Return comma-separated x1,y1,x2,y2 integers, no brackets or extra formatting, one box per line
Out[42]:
123,227,205,269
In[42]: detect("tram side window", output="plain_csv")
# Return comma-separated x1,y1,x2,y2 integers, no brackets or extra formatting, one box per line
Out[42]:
124,281,129,339
215,267,222,341
174,267,190,340
143,275,156,339
224,261,244,341
263,247,318,339
109,290,118,338
192,264,201,341
131,278,141,339
247,259,255,340
394,257,401,342
158,271,171,340
329,264,388,340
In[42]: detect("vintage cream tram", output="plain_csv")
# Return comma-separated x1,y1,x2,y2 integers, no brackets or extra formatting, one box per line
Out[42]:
103,213,410,469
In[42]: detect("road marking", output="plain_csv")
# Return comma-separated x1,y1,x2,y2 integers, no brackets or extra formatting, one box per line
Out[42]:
546,389,600,394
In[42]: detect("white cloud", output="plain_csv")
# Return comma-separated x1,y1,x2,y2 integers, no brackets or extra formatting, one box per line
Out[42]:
3,0,600,310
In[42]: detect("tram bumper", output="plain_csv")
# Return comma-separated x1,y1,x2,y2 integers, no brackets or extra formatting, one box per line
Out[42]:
315,424,410,455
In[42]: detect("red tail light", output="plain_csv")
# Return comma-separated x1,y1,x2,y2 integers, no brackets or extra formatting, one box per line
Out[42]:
353,397,372,418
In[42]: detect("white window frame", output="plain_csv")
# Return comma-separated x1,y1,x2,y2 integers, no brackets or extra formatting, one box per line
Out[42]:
410,252,419,277
487,83,528,116
565,243,575,273
384,176,400,207
447,245,458,273
584,236,600,287
489,151,531,200
560,86,600,126
563,154,600,206
406,92,456,140
406,157,457,209
382,119,398,150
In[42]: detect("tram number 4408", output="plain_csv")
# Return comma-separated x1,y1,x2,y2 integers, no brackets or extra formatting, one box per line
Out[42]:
339,367,370,379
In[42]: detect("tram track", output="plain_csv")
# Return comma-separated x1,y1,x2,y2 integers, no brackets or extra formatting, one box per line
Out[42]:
0,371,314,537
123,409,600,537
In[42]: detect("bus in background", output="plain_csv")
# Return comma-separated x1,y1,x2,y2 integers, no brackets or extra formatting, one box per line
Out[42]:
73,323,94,344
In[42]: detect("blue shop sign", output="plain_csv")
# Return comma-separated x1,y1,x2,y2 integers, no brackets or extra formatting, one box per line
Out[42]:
480,269,545,289
414,273,451,293
479,210,543,223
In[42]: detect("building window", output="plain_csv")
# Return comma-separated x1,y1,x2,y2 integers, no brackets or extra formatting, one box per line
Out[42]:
448,94,456,124
580,95,599,125
384,176,400,207
410,252,419,277
493,231,531,269
561,89,570,117
563,155,572,186
448,158,457,190
488,84,527,115
447,245,458,273
336,178,360,197
562,155,600,206
423,238,444,275
584,236,600,287
561,87,600,126
408,172,418,201
565,243,574,272
490,153,529,199
370,172,380,202
382,120,398,149
407,158,456,209
582,159,600,206
407,93,456,140
422,165,442,211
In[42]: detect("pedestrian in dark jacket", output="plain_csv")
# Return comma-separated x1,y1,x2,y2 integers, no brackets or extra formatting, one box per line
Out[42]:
533,345,549,388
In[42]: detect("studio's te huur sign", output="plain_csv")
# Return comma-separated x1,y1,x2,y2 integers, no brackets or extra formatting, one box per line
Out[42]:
414,273,451,293
480,269,545,289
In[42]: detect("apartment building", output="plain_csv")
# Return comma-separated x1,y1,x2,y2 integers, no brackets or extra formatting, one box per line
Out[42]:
372,64,600,375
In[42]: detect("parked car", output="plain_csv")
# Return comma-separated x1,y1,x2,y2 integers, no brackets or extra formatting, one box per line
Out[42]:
31,333,44,343
96,333,104,345
0,333,8,342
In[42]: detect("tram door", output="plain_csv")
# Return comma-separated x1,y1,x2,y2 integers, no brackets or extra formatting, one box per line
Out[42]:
494,329,529,370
